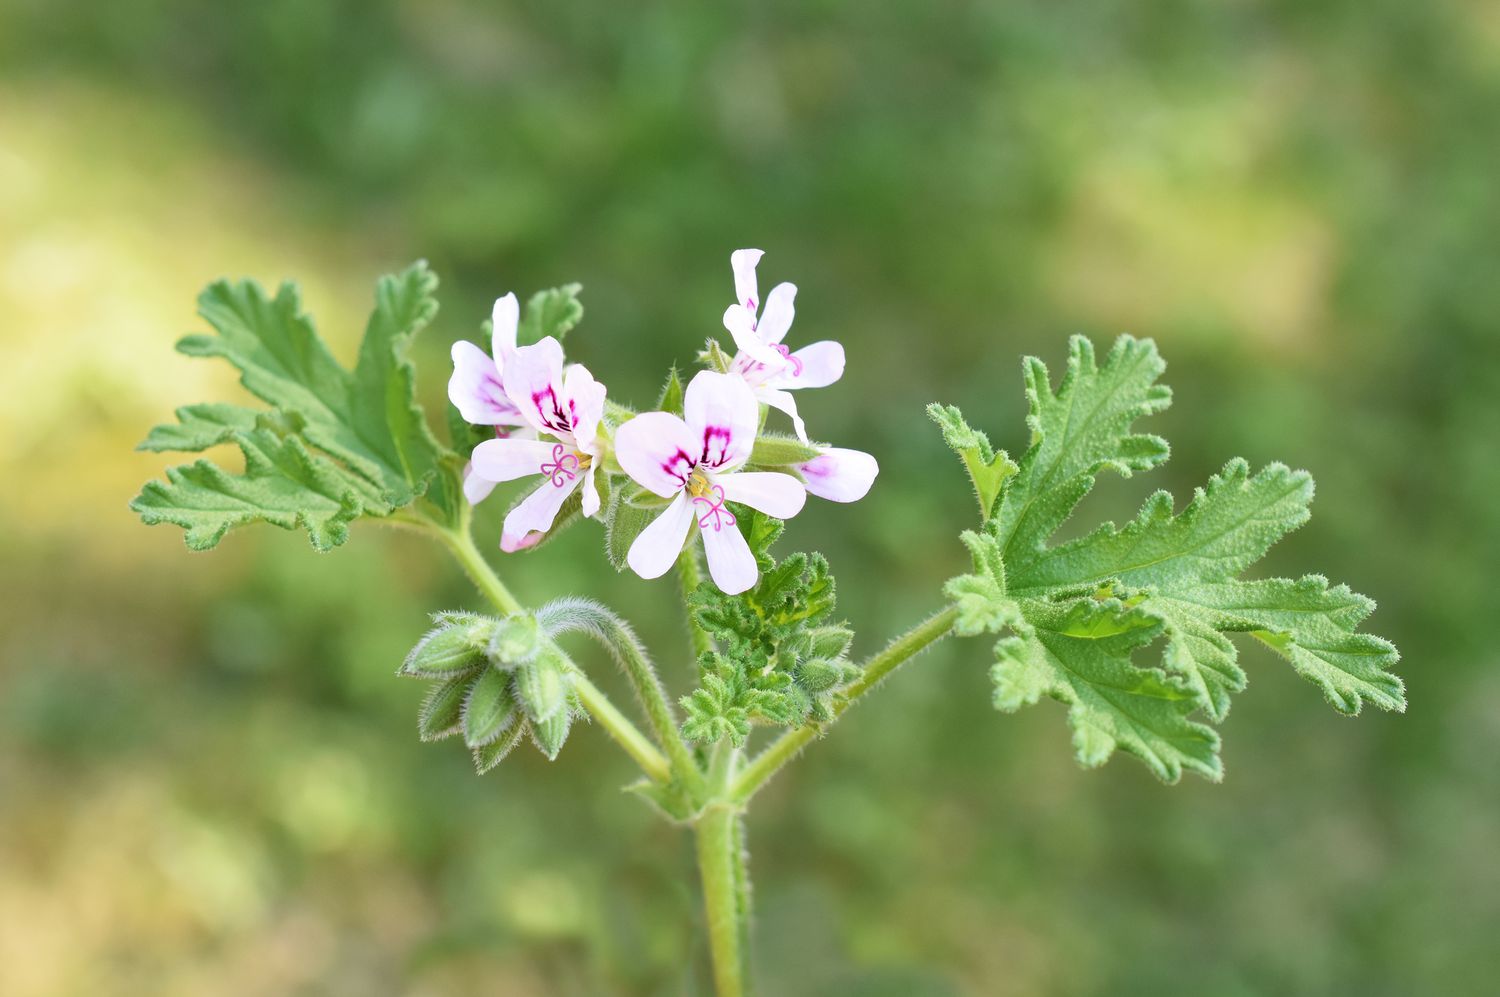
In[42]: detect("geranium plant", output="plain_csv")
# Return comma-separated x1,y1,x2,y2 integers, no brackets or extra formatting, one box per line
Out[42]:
132,254,1404,995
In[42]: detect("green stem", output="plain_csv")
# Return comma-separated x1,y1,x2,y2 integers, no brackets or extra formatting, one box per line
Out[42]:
541,600,706,796
730,606,959,803
696,744,746,996
435,525,523,616
676,547,715,660
571,672,672,783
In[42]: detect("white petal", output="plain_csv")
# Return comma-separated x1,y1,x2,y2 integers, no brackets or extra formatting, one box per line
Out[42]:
501,474,580,551
614,411,699,497
730,248,763,313
756,282,797,345
470,438,560,483
462,462,499,505
449,341,524,427
503,336,571,437
580,465,601,518
799,447,879,503
722,304,782,366
492,292,520,358
563,362,607,451
716,471,806,519
701,517,758,594
627,493,695,579
684,370,759,472
771,340,845,390
758,387,808,443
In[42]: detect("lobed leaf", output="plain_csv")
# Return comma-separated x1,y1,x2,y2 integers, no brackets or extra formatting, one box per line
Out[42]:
938,335,1403,782
133,263,460,549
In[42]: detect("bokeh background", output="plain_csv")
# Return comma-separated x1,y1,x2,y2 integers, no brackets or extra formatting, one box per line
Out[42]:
3,2,1497,994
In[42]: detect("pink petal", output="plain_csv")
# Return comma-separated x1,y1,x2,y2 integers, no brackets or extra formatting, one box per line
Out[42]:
449,341,524,427
717,471,806,519
462,462,499,505
756,282,797,345
614,411,698,497
722,304,782,366
627,493,695,579
799,447,879,503
470,437,560,483
758,387,807,443
503,336,572,438
491,292,520,359
501,473,581,551
563,363,607,451
684,371,759,472
730,248,763,313
701,517,758,594
580,466,601,518
777,340,845,390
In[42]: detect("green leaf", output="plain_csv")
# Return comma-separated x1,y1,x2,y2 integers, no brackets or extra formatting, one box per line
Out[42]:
516,283,583,346
944,529,1021,637
996,336,1171,572
463,666,520,748
940,335,1403,782
927,404,1018,520
132,416,382,552
1180,576,1404,716
133,263,460,549
993,598,1221,783
1013,459,1319,719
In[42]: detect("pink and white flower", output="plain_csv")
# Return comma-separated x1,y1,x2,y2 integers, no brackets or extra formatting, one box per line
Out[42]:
797,447,879,503
469,336,608,552
615,371,806,594
449,293,533,505
720,249,845,441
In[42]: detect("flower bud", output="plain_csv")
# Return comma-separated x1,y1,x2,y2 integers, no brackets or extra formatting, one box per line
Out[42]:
489,613,541,666
401,613,495,677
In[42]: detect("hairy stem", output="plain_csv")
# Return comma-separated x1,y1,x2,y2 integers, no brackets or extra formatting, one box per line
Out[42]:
570,672,672,782
731,606,960,802
696,744,747,996
538,598,705,795
434,524,523,616
676,546,716,660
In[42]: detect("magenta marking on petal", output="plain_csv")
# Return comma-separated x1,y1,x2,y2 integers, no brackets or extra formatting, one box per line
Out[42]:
540,443,580,487
773,343,803,377
701,426,733,468
659,449,696,487
692,484,736,532
531,386,573,435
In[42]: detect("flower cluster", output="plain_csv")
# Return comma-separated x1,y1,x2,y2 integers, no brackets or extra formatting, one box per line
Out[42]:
448,250,878,593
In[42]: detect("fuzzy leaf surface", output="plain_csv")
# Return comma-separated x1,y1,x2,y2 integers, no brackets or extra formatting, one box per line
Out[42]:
133,263,460,549
940,335,1403,782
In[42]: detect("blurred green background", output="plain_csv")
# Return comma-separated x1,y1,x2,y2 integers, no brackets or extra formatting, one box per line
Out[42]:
2,1,1496,994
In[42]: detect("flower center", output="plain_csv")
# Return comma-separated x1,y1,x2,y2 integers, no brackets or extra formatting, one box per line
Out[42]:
689,475,735,532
